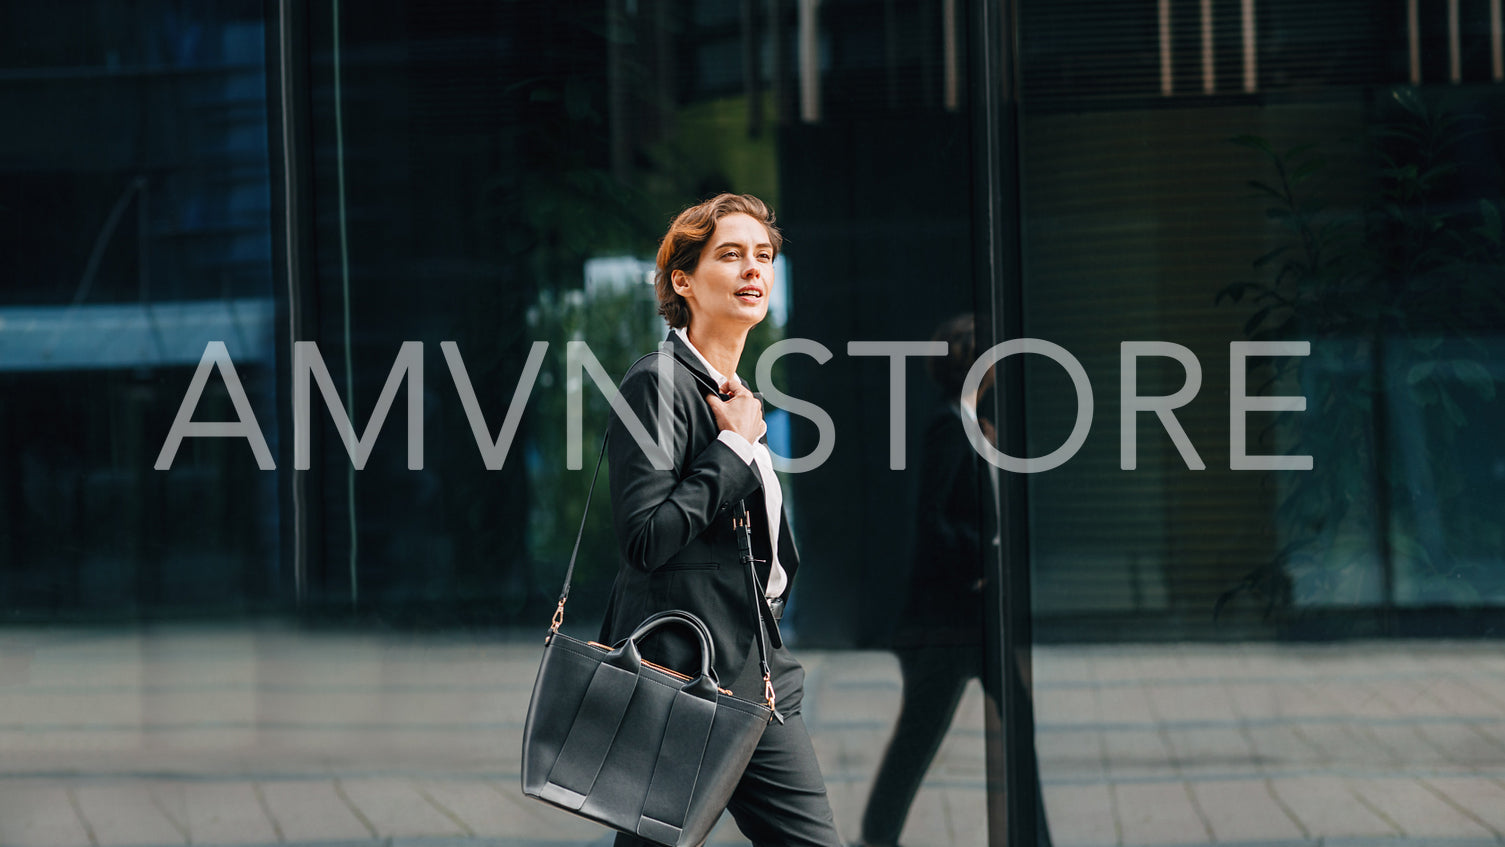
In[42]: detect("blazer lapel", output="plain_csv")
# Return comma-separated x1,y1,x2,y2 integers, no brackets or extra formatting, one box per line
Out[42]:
665,331,723,397
667,329,800,592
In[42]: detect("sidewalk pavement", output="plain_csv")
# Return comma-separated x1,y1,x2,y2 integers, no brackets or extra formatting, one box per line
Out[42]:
0,626,1503,847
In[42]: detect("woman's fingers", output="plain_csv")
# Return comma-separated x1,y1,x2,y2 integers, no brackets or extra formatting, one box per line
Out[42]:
706,384,763,442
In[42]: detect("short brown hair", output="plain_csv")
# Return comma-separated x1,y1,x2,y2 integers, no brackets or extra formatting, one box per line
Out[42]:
654,194,782,328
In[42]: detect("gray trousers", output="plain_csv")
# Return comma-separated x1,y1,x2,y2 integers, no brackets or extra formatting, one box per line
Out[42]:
614,644,842,847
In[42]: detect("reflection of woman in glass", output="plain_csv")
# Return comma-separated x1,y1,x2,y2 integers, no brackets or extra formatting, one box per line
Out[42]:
601,194,842,847
858,313,1001,847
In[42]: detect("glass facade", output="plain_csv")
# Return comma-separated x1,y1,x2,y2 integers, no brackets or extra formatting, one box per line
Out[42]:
1,1,1501,846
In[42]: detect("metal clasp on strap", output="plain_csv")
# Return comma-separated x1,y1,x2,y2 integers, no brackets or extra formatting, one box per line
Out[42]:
763,673,777,716
548,598,566,642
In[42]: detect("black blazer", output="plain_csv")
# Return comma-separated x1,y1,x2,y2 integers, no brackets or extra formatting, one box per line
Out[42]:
598,331,797,689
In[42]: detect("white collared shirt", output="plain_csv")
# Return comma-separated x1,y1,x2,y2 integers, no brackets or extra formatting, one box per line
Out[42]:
674,327,788,599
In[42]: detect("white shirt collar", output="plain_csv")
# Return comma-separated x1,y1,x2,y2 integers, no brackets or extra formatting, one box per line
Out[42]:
674,326,730,388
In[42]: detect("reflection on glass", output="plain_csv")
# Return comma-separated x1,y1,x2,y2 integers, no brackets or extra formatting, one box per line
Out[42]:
1024,4,1505,842
856,315,1033,847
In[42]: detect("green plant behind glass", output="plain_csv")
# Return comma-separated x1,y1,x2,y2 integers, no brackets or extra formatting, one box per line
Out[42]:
1220,88,1504,616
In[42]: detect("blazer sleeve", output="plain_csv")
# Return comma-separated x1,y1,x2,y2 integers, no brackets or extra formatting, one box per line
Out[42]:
607,361,763,572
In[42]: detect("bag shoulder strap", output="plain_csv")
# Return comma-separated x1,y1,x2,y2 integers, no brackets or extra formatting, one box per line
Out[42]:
549,431,609,634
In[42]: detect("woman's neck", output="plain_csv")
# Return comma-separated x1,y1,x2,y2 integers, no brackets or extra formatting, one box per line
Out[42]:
685,324,747,381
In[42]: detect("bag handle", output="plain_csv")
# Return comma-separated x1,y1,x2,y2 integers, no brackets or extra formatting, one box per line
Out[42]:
612,611,717,686
631,609,717,672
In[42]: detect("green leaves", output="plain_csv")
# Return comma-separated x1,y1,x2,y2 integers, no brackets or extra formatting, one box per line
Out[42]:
1221,88,1505,613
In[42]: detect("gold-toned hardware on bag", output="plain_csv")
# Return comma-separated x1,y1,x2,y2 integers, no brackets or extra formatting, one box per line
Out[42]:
585,642,735,696
549,599,566,640
763,673,776,715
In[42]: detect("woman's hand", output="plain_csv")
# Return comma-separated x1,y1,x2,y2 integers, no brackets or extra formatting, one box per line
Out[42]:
706,381,764,443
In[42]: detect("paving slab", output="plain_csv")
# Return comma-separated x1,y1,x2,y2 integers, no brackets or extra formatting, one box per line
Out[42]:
337,777,467,839
1102,729,1173,778
1095,684,1156,724
1145,683,1238,723
1267,775,1399,838
1113,781,1210,845
71,784,186,846
150,782,279,845
1189,779,1305,843
1420,776,1505,837
258,780,374,842
1346,777,1496,839
0,782,93,847
1042,784,1116,846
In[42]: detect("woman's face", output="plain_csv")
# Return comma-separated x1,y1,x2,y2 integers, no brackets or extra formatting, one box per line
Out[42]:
672,213,775,333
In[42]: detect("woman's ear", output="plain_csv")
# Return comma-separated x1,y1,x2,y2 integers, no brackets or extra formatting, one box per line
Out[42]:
671,270,691,294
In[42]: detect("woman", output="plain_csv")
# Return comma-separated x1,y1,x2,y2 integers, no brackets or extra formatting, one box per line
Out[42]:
600,194,843,847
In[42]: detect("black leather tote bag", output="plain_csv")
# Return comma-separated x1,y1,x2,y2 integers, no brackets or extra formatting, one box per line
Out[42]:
520,435,778,847
522,611,770,845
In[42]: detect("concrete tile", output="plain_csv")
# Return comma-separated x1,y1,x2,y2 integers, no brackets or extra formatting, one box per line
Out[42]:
1090,654,1146,684
1243,724,1327,768
1041,784,1116,846
1032,649,1093,684
1190,779,1304,842
1293,722,1390,769
1172,649,1236,680
1269,776,1398,838
1460,675,1505,710
1266,683,1340,719
0,783,93,847
1422,678,1505,718
1352,723,1444,766
1132,654,1189,682
150,782,278,845
72,784,186,846
1035,687,1097,727
1416,722,1505,767
1348,679,1441,718
1420,777,1505,837
1221,681,1281,720
1095,685,1155,725
1102,730,1174,778
1113,782,1210,845
1037,729,1106,781
1346,777,1495,839
1161,728,1256,772
337,777,466,838
1146,683,1237,723
258,780,373,842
